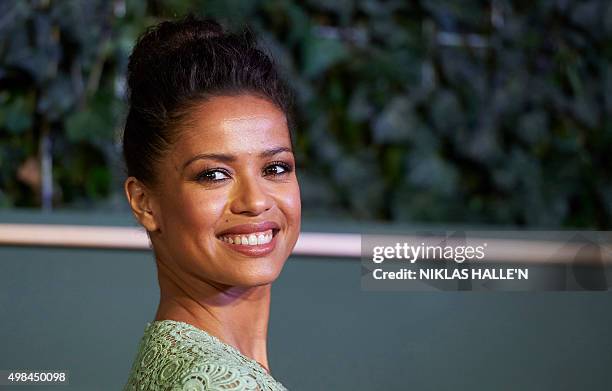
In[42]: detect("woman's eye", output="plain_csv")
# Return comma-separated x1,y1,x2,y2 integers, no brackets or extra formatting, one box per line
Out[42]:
197,169,230,182
264,162,292,176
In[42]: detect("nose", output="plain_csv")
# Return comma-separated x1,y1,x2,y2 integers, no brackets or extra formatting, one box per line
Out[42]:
229,175,273,216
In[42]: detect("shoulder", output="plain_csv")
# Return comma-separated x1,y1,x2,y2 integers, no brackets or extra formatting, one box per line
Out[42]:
124,321,286,391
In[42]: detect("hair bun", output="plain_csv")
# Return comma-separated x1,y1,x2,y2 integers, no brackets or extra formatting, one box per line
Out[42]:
166,13,225,41
127,14,224,94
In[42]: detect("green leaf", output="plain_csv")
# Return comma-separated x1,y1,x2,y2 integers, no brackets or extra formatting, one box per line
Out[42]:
301,34,349,78
1,94,34,135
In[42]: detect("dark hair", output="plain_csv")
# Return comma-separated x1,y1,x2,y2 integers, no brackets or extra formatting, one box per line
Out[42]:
122,14,294,186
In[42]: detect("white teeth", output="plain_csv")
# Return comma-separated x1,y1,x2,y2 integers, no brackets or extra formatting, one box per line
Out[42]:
220,229,274,246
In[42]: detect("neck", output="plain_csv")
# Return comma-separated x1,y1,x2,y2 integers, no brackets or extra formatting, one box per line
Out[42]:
153,256,272,372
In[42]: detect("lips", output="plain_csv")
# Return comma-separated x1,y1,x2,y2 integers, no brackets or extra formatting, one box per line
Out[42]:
217,221,280,236
216,221,280,257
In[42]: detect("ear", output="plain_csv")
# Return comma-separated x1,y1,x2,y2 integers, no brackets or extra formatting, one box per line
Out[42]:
124,176,160,233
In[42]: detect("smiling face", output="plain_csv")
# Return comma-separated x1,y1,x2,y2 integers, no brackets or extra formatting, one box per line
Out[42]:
139,94,301,288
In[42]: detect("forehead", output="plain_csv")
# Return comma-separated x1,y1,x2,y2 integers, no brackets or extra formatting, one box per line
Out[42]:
171,95,290,160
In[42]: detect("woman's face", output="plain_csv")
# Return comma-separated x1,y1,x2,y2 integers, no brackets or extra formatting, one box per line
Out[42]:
146,94,301,288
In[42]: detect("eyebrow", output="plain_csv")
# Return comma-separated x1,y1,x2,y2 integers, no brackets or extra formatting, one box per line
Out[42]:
182,146,293,171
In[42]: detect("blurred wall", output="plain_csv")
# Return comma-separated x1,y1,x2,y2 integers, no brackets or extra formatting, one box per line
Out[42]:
1,211,611,390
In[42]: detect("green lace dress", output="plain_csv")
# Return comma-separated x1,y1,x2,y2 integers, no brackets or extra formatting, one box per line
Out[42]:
124,320,288,390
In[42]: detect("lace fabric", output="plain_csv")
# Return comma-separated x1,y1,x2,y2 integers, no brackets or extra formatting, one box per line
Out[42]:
124,320,288,391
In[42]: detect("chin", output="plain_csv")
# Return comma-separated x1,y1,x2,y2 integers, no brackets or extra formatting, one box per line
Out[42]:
229,264,285,288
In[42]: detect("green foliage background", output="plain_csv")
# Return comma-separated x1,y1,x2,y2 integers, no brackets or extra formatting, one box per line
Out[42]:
1,0,611,228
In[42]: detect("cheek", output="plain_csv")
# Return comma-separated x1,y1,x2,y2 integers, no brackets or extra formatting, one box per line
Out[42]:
168,187,227,230
279,181,301,226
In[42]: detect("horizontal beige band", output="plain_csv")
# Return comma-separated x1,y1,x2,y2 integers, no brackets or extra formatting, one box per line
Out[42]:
0,223,361,256
0,223,611,264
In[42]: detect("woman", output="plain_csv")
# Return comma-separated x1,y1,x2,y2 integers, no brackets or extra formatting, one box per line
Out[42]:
122,15,300,390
